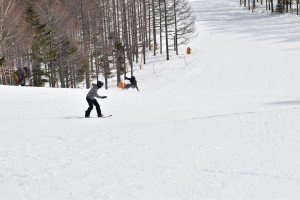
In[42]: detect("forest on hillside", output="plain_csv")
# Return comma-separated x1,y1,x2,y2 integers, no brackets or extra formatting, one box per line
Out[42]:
0,0,196,88
240,0,300,14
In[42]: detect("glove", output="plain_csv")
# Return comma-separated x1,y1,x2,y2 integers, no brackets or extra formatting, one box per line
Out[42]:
101,96,107,99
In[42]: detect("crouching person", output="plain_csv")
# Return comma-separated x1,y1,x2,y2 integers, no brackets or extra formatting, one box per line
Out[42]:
11,66,32,86
124,76,139,91
85,81,107,118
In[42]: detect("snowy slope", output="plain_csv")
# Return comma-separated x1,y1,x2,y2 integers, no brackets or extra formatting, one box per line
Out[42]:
1,0,300,199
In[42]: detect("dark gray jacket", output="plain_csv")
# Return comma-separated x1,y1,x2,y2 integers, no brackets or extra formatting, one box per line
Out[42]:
86,84,102,100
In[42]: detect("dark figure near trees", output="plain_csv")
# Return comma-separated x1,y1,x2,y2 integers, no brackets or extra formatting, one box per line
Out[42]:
11,67,32,86
124,76,139,91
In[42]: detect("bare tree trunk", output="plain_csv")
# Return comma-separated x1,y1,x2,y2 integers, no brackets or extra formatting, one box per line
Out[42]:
148,0,151,51
127,2,133,72
112,0,121,83
252,0,255,12
116,0,121,38
159,0,163,54
174,0,178,55
103,0,109,89
1,66,6,85
271,0,274,12
80,2,90,89
66,61,70,88
297,0,299,15
164,0,169,60
142,0,147,65
121,0,133,72
58,45,65,88
133,0,139,63
144,0,148,49
152,0,157,55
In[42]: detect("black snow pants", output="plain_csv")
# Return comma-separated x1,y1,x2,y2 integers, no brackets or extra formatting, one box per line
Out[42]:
86,97,101,117
124,84,139,91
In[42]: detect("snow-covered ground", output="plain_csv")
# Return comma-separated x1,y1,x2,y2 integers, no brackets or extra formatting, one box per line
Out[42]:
1,0,300,199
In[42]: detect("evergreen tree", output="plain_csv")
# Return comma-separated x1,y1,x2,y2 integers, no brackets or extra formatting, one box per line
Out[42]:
26,1,50,86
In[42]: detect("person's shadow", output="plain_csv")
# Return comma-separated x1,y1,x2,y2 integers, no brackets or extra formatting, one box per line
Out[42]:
268,100,300,106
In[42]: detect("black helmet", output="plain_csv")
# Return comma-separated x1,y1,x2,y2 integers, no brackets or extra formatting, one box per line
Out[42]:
97,81,104,88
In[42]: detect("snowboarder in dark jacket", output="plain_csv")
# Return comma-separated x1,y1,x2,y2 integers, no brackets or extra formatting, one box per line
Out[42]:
124,76,139,91
85,81,107,118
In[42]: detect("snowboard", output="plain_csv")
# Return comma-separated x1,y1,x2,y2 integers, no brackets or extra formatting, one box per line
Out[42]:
99,114,112,118
83,114,112,118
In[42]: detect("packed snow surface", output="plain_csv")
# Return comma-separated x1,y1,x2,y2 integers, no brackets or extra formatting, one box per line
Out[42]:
1,0,300,199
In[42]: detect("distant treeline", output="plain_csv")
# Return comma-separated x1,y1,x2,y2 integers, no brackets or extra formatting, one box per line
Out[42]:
240,0,300,14
0,0,196,88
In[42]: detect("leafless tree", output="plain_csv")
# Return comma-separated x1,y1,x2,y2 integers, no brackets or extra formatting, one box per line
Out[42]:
1,0,197,87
